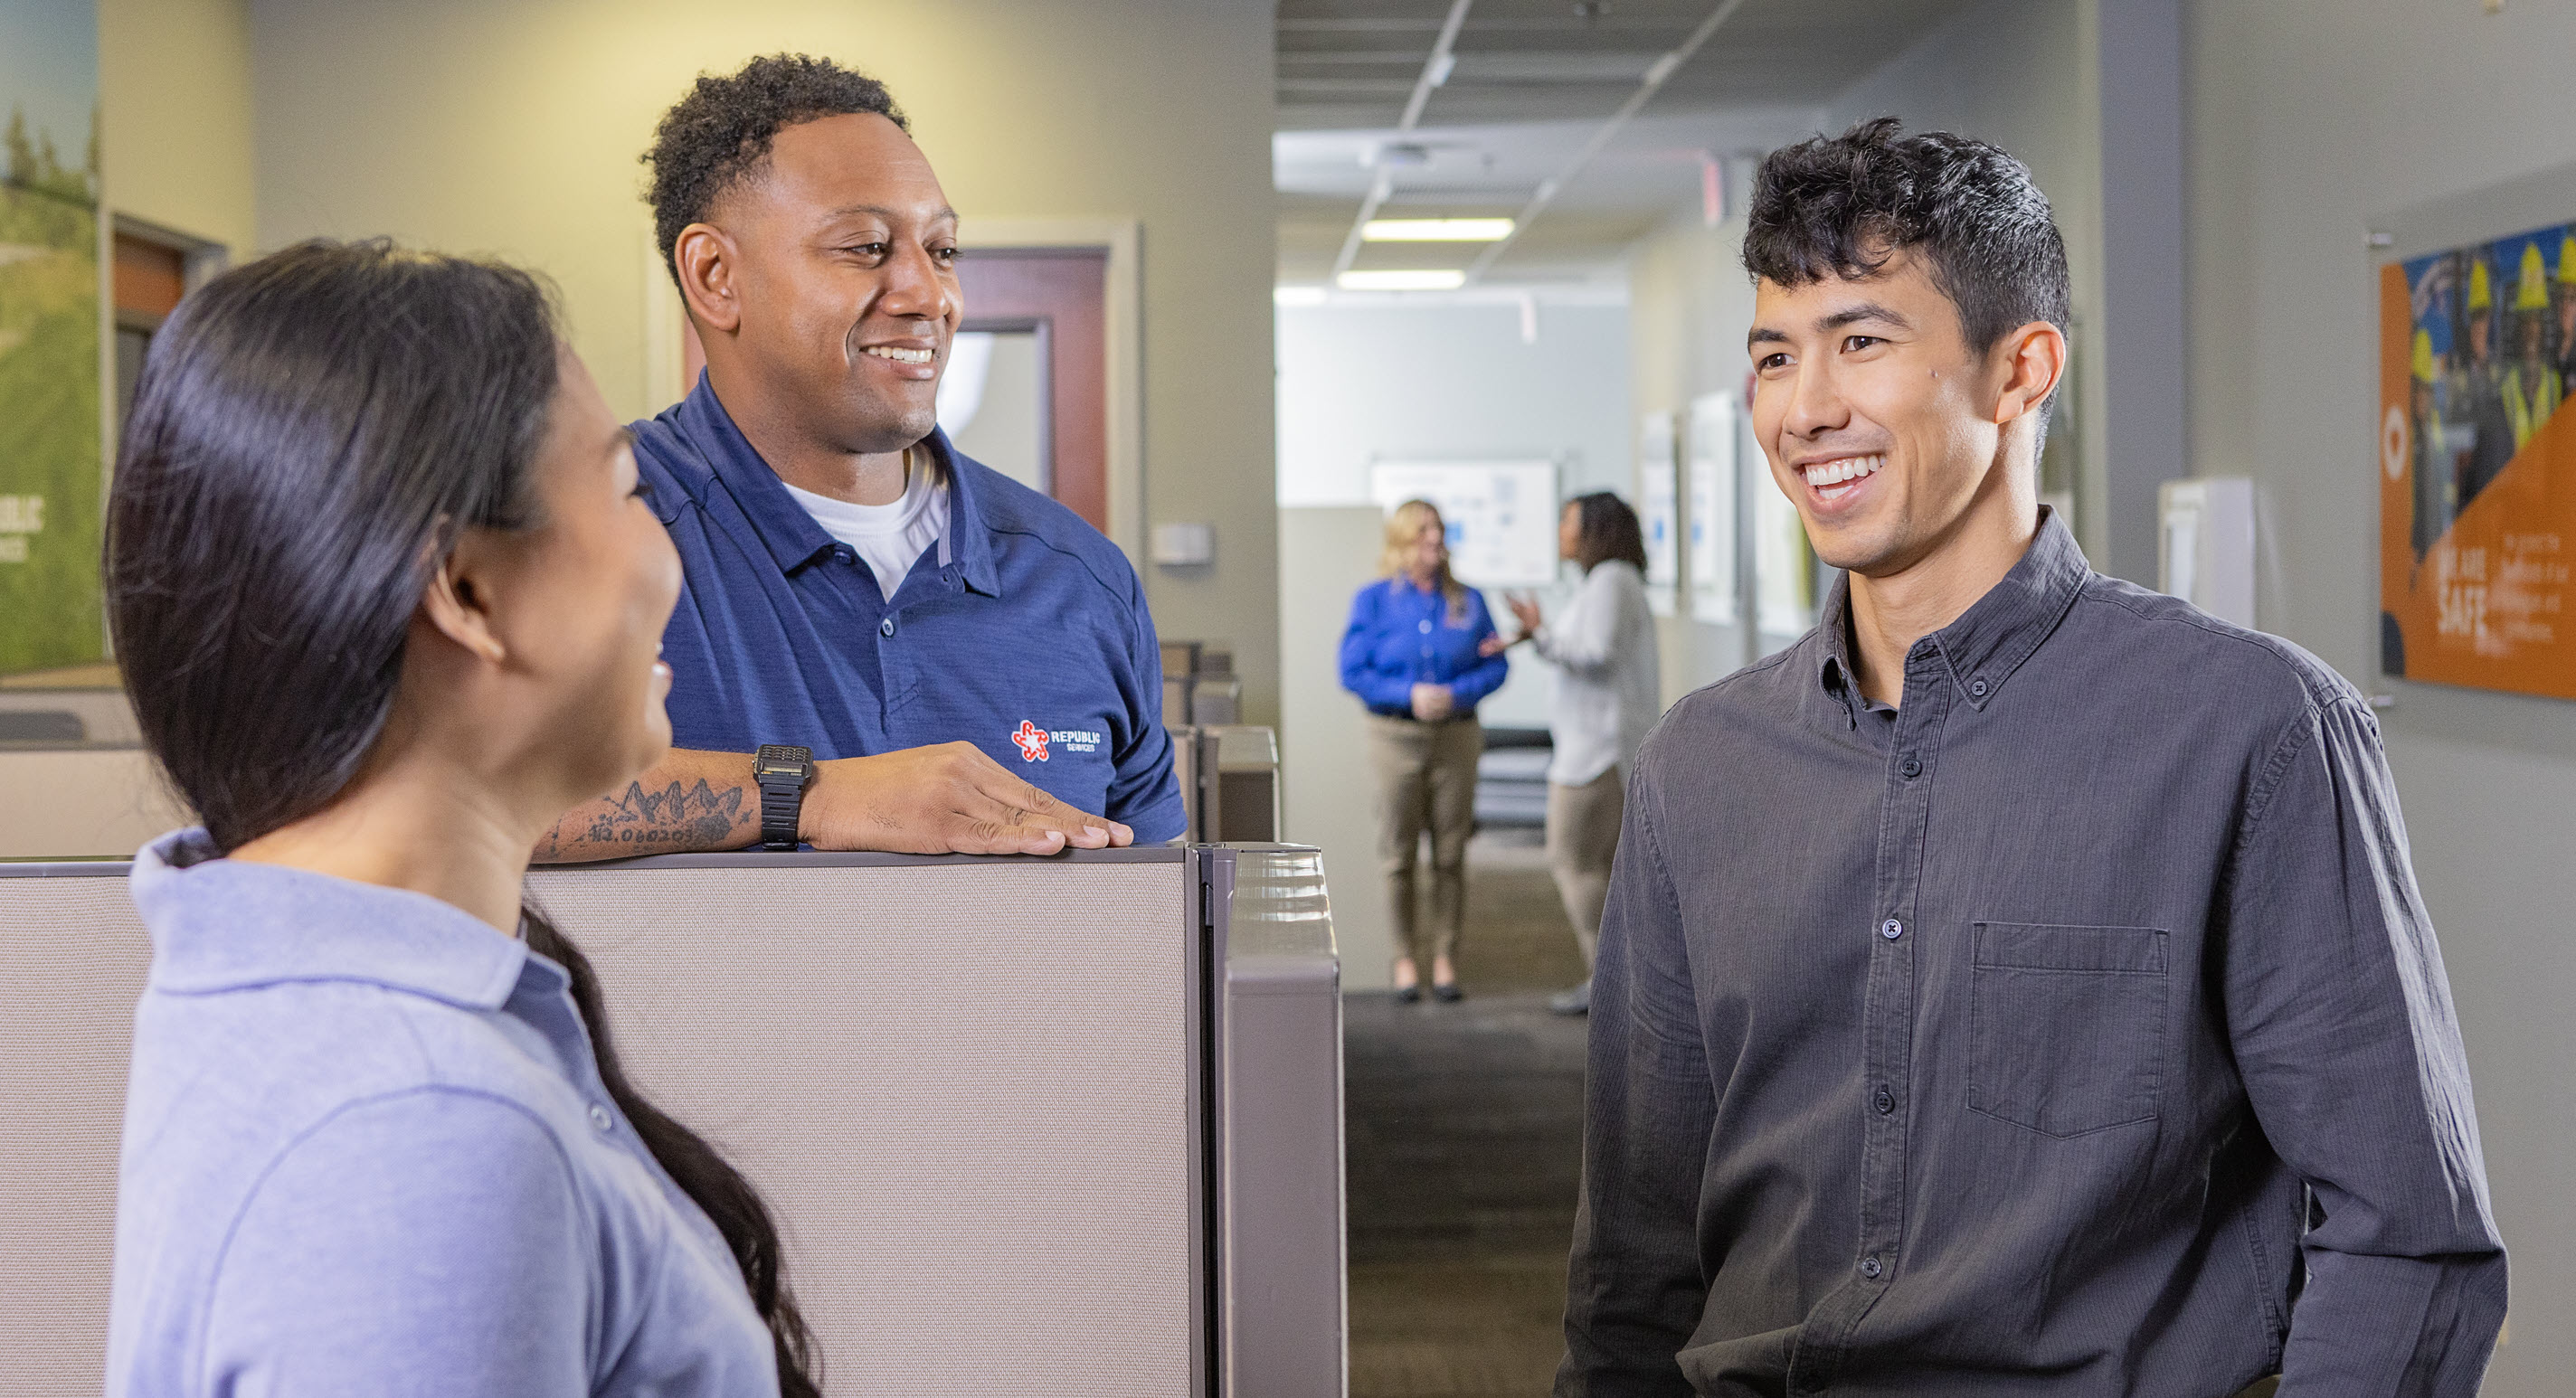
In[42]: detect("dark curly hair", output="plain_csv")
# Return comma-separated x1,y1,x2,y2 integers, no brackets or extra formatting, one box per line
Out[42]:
1744,117,2069,405
643,53,908,285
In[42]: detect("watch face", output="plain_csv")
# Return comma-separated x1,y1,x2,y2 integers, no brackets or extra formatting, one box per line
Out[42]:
754,744,813,780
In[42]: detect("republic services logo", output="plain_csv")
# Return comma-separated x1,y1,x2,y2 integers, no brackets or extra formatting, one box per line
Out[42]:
1010,720,1051,762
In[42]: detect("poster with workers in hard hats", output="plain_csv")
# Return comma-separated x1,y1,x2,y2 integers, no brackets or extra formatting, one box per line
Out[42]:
2380,221,2576,700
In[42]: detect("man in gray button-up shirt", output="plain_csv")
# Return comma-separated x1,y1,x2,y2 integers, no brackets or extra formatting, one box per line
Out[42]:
1558,120,2504,1397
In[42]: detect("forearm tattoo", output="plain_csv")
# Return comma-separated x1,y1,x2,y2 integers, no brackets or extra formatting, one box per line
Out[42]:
540,779,752,859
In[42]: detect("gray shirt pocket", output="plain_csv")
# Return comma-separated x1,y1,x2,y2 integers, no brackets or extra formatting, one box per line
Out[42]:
1966,922,2170,1138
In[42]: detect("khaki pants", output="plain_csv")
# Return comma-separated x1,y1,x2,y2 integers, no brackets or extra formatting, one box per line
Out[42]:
1367,713,1482,967
1545,768,1624,969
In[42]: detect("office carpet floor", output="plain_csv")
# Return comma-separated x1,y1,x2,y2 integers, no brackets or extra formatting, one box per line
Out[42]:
1346,829,1590,1398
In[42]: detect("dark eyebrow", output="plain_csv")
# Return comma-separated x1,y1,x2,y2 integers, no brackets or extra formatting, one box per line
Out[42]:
820,203,961,226
1747,326,1791,348
1817,301,1912,333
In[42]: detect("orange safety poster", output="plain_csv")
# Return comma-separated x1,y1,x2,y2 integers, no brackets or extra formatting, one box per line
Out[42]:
2381,224,2576,698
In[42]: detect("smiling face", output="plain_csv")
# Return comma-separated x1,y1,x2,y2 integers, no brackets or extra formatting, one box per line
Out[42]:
690,111,962,456
469,345,685,804
1747,249,2050,581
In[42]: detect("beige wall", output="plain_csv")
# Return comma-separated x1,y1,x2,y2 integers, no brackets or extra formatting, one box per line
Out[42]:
244,0,1282,723
99,0,256,255
2188,1,2576,1383
1625,206,1762,704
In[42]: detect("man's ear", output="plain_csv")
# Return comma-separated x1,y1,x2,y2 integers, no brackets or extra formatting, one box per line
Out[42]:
418,534,508,666
673,222,743,335
1990,320,2069,426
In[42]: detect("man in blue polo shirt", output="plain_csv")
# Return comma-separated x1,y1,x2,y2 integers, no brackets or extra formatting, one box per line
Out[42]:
536,55,1184,861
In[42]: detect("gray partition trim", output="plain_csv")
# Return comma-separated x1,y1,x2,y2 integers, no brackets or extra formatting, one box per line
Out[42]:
592,846,1190,869
0,859,134,877
0,846,1192,878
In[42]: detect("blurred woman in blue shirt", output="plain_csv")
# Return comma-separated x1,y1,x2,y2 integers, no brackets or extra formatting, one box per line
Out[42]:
1338,500,1507,1002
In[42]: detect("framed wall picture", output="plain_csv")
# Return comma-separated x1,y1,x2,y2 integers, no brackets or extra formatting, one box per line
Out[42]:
1754,464,1815,638
2380,217,2576,698
0,0,104,677
1686,392,1739,625
1637,411,1678,616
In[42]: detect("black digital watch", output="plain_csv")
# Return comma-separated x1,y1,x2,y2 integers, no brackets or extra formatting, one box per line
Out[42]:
753,744,816,851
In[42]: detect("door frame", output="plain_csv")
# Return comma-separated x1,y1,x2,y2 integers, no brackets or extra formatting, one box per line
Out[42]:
958,218,1143,564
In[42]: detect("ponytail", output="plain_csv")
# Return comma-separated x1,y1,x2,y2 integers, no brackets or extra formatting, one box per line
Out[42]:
522,906,822,1397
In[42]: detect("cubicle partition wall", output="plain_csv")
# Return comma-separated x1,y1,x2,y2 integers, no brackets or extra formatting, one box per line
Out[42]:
0,845,1343,1398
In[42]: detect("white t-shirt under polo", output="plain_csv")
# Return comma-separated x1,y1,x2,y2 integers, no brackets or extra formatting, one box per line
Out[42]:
781,453,949,602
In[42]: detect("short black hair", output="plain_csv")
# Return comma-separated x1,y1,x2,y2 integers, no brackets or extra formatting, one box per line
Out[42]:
643,53,908,284
1744,117,2069,364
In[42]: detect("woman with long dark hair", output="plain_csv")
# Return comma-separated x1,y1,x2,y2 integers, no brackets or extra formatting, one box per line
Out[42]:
101,241,818,1396
1491,491,1660,1015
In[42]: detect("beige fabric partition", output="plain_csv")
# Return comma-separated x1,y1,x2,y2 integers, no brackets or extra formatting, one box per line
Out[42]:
0,850,1208,1397
0,872,147,1398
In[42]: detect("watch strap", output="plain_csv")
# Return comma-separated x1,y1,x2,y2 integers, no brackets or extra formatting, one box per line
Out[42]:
754,745,813,851
758,779,801,851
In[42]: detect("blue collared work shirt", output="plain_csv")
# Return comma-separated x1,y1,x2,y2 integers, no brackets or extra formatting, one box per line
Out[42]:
105,830,776,1397
633,377,1187,842
1337,576,1509,718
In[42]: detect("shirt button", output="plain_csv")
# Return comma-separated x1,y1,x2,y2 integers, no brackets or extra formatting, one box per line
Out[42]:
1419,619,1433,634
589,1104,612,1132
1880,918,1904,940
1859,1256,1884,1280
880,618,897,638
1899,754,1922,779
1970,677,1989,697
1873,1086,1897,1115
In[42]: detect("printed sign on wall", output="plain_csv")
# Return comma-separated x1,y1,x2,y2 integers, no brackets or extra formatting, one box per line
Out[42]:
1637,411,1677,616
0,0,103,675
2381,222,2576,698
1369,459,1559,589
1687,392,1738,625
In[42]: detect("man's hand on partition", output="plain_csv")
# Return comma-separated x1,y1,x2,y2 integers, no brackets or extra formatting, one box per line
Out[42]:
801,742,1132,855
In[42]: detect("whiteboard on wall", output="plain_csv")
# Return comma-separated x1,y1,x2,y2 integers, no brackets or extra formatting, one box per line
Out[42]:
1637,413,1679,616
1369,460,1560,588
1686,393,1739,624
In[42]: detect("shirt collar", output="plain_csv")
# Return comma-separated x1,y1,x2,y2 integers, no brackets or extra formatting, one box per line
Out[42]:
919,429,1001,597
130,828,535,1010
1815,505,2091,718
677,373,1000,596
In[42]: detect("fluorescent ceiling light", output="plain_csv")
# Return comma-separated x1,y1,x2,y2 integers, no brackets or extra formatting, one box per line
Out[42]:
1273,285,1329,307
1361,218,1515,242
1337,269,1467,291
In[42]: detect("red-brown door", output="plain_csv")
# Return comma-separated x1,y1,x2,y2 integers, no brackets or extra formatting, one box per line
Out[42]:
954,247,1109,532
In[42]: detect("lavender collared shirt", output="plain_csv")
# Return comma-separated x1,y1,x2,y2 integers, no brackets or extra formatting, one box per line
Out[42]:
104,830,779,1397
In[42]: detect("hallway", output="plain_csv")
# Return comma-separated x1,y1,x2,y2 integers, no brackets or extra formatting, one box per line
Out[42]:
1346,831,1589,1398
